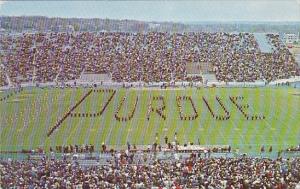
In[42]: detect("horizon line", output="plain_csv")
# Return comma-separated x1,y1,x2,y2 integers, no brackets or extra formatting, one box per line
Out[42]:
1,15,300,24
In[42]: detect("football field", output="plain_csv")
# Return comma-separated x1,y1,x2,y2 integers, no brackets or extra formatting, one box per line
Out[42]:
0,87,299,153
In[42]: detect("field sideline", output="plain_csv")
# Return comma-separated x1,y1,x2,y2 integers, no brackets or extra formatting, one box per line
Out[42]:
0,87,299,153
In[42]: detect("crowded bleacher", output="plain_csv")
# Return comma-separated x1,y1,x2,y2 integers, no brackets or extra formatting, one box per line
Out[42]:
1,156,299,188
0,32,298,87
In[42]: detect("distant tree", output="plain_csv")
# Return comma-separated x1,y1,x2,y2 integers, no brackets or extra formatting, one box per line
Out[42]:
74,23,80,32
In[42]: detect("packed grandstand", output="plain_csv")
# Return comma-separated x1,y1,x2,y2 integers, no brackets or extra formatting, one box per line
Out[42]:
1,15,300,188
0,31,299,86
1,155,300,188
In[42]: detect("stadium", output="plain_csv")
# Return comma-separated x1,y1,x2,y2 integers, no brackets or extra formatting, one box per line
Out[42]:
0,1,300,188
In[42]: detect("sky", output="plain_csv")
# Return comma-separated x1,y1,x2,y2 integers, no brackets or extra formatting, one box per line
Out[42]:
0,0,299,22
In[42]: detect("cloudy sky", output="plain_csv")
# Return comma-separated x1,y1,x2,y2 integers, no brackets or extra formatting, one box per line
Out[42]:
0,0,299,22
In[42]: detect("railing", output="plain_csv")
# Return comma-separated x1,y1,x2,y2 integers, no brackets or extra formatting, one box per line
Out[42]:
1,74,300,91
1,146,299,161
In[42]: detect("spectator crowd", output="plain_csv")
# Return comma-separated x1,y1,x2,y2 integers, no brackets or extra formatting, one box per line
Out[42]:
1,156,299,188
0,32,298,86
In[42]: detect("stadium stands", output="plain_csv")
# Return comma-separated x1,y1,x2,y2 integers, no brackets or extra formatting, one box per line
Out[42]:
0,70,7,86
1,156,299,188
0,32,298,87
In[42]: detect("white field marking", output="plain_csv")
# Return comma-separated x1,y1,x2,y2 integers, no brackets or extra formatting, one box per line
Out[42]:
288,92,300,94
17,128,24,132
7,99,27,102
18,94,33,97
130,88,183,91
138,93,152,144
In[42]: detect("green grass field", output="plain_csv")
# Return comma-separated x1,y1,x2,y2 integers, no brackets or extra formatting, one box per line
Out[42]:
0,87,299,153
